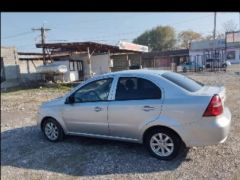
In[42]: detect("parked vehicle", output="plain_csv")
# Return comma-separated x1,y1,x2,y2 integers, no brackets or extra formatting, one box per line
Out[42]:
181,61,204,72
37,70,231,160
205,59,230,69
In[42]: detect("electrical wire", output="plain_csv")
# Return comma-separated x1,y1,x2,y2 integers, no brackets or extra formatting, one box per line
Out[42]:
2,31,34,39
2,14,224,50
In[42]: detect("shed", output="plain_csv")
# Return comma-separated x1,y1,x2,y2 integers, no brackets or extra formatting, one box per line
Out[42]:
35,41,144,81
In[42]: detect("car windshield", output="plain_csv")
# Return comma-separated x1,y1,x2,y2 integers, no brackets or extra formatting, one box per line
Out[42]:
161,72,204,92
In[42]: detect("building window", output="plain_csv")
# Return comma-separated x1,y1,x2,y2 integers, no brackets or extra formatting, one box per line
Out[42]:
70,60,84,71
226,51,235,60
69,60,75,71
77,61,83,71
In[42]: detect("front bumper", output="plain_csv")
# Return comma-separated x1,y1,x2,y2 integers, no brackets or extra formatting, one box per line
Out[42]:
36,110,44,130
180,107,231,147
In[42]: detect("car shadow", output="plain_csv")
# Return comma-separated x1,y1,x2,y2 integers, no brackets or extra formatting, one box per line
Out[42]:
1,125,190,176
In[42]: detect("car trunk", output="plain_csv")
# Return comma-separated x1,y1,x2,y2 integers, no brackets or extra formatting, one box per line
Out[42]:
194,86,226,106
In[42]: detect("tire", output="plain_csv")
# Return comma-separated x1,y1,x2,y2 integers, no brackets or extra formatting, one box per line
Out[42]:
144,128,182,160
183,67,187,73
42,118,64,142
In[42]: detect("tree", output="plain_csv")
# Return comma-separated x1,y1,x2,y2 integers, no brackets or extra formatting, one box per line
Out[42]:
204,34,213,40
222,20,238,32
133,26,176,51
177,30,203,48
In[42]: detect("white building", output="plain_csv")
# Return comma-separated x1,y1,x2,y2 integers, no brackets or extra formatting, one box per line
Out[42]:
1,46,21,89
189,31,240,65
225,31,240,64
189,39,226,65
35,41,148,82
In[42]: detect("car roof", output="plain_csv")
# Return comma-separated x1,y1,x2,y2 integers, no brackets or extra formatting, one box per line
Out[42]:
102,69,169,77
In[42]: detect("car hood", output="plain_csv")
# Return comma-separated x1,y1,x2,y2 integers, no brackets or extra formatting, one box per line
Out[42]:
41,96,66,107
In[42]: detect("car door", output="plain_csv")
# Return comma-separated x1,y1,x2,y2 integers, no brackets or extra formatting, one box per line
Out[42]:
62,78,113,135
108,75,163,140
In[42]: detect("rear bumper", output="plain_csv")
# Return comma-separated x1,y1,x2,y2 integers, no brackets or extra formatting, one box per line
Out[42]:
180,107,231,147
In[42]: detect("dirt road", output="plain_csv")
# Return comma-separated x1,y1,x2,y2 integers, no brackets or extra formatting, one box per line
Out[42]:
1,66,240,180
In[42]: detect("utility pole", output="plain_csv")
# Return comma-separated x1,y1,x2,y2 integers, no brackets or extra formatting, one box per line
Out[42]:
213,12,217,67
239,12,240,31
32,26,51,65
213,12,217,40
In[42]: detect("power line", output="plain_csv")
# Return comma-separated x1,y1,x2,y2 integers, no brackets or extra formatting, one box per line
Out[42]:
88,15,213,40
49,14,214,41
17,44,36,48
172,14,212,26
3,14,213,43
3,14,218,53
2,31,34,39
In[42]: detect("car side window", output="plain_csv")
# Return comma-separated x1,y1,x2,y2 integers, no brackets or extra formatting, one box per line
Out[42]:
74,78,113,103
115,77,161,100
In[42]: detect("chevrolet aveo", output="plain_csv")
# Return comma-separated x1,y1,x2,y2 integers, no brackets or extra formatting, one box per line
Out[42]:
37,70,231,160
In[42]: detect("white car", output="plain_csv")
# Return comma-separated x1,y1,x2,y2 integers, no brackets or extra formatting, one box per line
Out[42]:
37,70,231,160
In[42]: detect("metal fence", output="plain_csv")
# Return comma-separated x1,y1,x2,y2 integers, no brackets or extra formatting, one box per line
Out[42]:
187,51,227,72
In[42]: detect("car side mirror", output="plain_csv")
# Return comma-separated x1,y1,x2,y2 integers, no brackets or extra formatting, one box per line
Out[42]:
65,95,75,104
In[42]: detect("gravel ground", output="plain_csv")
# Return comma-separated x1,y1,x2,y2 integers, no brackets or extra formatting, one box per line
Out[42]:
1,65,240,180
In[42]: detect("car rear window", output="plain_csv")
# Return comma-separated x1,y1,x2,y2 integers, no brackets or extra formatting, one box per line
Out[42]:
162,72,204,92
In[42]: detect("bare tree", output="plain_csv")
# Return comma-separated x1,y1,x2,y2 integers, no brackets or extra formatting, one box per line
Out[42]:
223,20,238,32
177,30,203,48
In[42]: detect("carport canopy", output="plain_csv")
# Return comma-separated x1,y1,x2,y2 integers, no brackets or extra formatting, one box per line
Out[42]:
36,41,139,54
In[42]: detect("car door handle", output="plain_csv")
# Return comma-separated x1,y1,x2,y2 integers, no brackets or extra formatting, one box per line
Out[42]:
94,106,103,112
143,106,155,111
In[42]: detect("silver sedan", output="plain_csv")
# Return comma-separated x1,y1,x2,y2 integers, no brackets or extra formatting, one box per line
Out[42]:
37,70,231,160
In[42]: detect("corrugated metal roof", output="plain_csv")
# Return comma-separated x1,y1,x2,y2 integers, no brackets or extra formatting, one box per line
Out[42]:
36,41,141,53
18,52,69,61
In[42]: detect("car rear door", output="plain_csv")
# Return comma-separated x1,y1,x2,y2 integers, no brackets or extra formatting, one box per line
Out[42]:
107,75,163,140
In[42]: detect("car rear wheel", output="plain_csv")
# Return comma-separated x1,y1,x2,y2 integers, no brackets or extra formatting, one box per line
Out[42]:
145,128,182,160
43,118,64,142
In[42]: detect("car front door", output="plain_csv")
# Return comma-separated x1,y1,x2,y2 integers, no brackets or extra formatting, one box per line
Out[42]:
62,78,113,135
108,76,163,140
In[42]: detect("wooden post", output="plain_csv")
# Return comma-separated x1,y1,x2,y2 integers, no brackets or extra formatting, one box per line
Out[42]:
126,53,129,70
153,57,155,69
87,47,92,79
139,54,142,69
108,50,111,72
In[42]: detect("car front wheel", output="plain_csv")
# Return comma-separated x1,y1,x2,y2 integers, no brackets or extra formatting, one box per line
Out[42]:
145,128,182,160
43,118,64,142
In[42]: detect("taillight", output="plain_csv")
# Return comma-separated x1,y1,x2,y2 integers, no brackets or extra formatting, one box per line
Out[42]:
203,95,223,116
